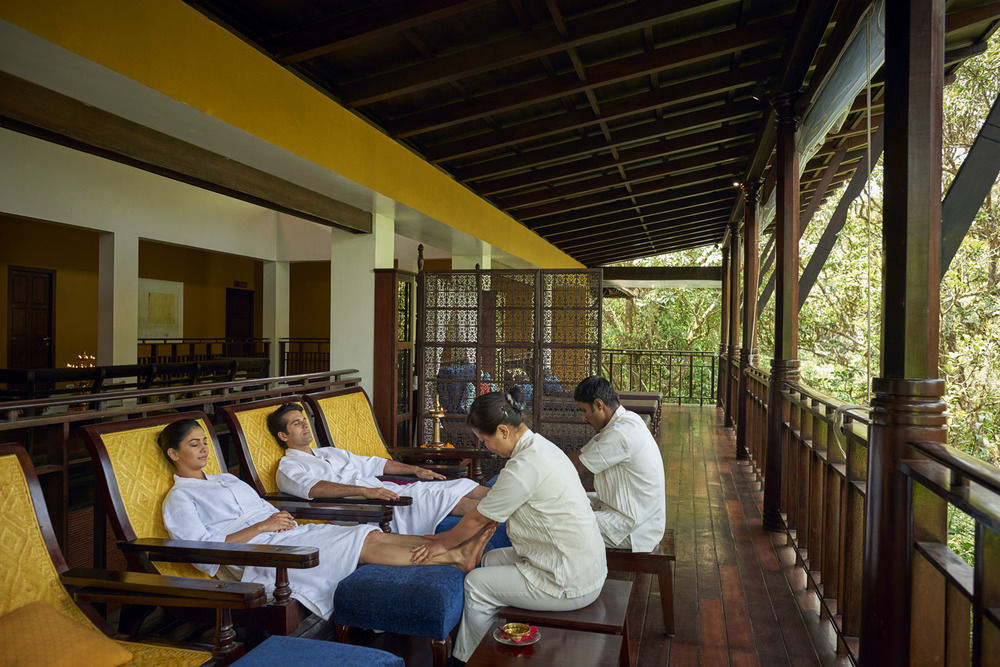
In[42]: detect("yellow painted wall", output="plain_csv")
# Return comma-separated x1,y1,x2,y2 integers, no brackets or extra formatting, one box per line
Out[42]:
0,215,99,368
0,0,583,270
289,262,330,338
139,241,262,339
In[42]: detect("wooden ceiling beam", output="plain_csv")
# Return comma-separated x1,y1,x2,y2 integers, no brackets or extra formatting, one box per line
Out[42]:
945,2,1000,33
453,100,761,181
536,196,732,237
476,120,758,195
544,204,734,243
338,0,731,105
512,163,741,220
555,213,732,251
498,145,750,210
576,227,724,265
389,17,791,137
424,60,775,162
270,0,494,63
527,179,736,228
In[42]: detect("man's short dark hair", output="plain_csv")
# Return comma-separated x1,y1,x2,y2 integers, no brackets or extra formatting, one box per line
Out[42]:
574,375,620,408
267,403,305,448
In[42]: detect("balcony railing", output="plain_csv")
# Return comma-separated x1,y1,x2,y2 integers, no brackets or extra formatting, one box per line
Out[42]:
137,338,269,364
602,348,717,404
279,338,330,376
739,361,1000,665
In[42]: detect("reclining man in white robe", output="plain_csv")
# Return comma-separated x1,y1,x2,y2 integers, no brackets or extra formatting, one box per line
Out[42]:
272,403,491,536
569,375,666,552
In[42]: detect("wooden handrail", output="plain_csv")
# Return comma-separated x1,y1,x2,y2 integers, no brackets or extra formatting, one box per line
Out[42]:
908,440,1000,497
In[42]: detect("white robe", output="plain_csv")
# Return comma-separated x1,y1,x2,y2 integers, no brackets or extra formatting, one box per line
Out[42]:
162,472,378,619
578,405,666,552
276,447,478,535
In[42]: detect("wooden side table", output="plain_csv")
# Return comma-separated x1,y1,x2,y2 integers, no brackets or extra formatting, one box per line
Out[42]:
466,625,623,666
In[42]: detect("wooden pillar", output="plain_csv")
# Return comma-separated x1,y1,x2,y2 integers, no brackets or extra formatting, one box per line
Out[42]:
736,184,760,460
726,221,741,428
718,243,730,408
763,93,800,531
861,0,947,663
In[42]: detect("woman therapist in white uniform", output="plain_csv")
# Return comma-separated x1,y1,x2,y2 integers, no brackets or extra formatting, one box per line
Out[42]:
410,388,607,662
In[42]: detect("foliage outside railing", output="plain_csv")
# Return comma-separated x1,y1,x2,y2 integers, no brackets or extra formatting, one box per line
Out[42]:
741,363,1000,665
137,338,269,364
280,338,330,375
602,349,717,404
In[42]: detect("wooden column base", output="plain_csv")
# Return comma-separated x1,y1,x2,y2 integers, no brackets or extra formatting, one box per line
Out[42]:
762,358,799,532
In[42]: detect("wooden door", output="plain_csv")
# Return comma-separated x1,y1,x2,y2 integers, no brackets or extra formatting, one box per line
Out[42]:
7,266,54,369
225,288,254,356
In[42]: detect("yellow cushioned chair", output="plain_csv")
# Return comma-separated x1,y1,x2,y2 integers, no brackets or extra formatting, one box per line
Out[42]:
0,442,265,665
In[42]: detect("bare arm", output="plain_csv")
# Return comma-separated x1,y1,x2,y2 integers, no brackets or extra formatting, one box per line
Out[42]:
309,480,399,501
569,450,590,475
382,459,446,480
225,511,297,543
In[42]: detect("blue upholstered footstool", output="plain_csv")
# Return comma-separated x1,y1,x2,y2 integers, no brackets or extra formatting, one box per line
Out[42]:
333,564,466,667
233,635,403,666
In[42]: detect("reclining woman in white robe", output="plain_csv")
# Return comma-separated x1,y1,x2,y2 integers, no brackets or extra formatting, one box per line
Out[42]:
270,403,489,536
159,418,493,621
410,388,607,662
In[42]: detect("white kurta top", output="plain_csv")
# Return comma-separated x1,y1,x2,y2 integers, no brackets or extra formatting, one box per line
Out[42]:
162,472,378,619
276,447,478,535
476,430,606,599
578,405,666,552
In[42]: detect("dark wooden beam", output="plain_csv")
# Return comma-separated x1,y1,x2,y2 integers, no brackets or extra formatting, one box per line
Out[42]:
527,179,736,229
475,121,758,196
338,0,731,105
497,146,750,211
452,101,761,182
736,183,760,458
546,206,733,244
944,1,1000,32
941,89,1000,276
388,17,791,138
574,226,725,263
424,61,775,162
0,72,371,234
601,266,722,282
559,216,732,252
271,0,494,63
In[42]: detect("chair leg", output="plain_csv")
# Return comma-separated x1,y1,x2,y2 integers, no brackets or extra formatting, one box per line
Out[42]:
334,624,351,644
619,616,631,667
655,562,675,636
430,636,451,667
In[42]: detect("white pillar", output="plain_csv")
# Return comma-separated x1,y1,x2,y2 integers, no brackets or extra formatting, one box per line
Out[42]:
98,230,138,366
263,261,290,376
452,241,492,269
330,198,394,394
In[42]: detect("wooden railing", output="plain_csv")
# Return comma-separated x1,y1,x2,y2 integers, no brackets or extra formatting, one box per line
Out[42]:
137,337,270,364
740,361,1000,665
279,338,330,375
602,349,717,405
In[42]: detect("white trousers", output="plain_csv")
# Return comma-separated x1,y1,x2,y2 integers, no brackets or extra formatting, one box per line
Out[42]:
453,547,603,661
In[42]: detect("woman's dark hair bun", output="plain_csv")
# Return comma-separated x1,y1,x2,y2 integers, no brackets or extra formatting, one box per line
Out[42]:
506,386,527,412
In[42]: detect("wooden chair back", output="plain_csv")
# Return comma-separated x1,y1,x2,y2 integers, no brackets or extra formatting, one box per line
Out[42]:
0,443,209,665
218,396,317,495
304,387,392,459
80,412,225,579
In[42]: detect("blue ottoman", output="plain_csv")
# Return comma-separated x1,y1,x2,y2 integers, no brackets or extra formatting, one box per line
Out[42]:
233,635,403,666
333,564,465,666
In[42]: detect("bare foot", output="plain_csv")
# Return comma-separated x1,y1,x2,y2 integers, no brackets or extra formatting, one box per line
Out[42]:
458,525,495,572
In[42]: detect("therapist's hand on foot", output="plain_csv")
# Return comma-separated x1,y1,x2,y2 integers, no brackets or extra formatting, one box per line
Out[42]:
410,537,449,564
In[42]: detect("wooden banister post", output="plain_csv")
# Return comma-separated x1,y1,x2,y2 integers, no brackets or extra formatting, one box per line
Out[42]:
718,244,730,409
726,220,741,428
737,183,760,460
861,0,947,663
763,92,800,532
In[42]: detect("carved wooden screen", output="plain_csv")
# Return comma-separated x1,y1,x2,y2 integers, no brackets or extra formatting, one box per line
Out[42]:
417,268,601,477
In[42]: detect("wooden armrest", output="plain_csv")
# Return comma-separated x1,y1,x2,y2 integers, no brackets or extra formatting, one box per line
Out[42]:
119,537,319,569
270,499,395,524
391,447,495,459
61,567,266,608
264,492,413,507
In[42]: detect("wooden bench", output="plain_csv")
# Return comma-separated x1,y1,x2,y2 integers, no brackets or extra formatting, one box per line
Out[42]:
498,578,633,667
606,528,675,635
467,625,623,666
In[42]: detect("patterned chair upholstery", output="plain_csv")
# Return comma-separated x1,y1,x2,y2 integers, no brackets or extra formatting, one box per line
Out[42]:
0,443,209,666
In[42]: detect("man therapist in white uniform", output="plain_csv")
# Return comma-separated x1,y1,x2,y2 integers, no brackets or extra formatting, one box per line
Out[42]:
570,375,666,552
270,403,490,536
